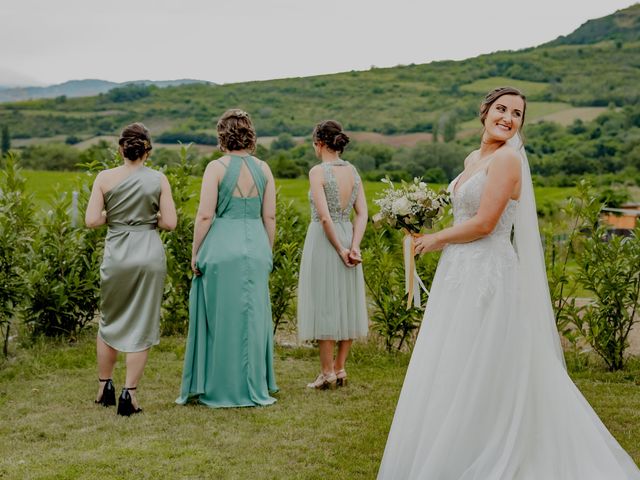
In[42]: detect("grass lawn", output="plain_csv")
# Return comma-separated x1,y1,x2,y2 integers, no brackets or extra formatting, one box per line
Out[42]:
22,170,575,218
0,333,638,479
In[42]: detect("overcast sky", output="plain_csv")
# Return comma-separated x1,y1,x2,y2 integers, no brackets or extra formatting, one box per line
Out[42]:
0,0,637,87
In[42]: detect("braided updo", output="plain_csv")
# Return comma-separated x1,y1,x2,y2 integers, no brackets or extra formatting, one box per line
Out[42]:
217,109,257,152
312,120,350,153
118,123,152,161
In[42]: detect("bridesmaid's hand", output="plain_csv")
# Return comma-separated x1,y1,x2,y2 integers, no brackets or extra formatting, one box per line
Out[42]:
191,257,202,276
414,233,444,255
338,248,355,268
348,248,362,265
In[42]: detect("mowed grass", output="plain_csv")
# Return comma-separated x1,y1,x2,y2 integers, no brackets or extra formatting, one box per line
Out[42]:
460,77,551,96
0,333,638,479
22,170,574,217
0,334,406,479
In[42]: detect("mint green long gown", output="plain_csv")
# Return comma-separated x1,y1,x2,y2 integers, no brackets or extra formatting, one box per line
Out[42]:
176,155,278,408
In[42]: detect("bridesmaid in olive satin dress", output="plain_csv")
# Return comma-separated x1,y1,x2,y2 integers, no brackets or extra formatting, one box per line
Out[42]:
86,123,177,416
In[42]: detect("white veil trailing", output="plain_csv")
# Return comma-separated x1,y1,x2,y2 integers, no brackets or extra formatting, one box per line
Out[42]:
509,133,566,367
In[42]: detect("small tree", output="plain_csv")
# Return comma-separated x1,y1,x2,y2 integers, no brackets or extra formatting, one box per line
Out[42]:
0,154,35,356
573,224,639,371
443,115,457,143
1,125,10,157
25,191,102,339
270,196,306,335
547,180,640,370
160,144,196,335
363,229,425,351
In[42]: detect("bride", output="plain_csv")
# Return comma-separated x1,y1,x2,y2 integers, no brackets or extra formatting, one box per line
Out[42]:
377,87,640,479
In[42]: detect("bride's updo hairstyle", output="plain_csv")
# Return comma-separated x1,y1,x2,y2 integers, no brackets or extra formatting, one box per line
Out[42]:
313,120,350,154
119,123,152,161
479,86,527,130
217,109,257,153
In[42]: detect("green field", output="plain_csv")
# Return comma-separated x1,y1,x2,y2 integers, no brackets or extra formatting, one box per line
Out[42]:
22,170,574,218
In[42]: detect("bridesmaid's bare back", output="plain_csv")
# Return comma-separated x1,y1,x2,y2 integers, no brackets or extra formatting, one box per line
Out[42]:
327,164,356,210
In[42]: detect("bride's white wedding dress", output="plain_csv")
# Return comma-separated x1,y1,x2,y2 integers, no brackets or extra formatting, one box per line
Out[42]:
378,141,640,479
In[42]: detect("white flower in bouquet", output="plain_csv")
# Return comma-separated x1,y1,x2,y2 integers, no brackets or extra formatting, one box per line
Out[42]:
373,176,449,234
392,197,412,216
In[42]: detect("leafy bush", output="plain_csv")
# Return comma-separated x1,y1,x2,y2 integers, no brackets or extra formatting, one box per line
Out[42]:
268,153,303,178
363,229,424,351
105,84,155,103
0,154,35,355
545,180,640,370
25,191,102,339
573,224,639,371
18,143,82,171
156,131,217,146
270,196,306,335
160,145,196,335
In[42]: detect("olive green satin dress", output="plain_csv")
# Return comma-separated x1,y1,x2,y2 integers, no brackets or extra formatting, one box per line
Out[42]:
98,166,167,352
176,155,278,408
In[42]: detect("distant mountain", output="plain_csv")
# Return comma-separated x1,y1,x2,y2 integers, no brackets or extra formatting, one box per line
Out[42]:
546,3,640,45
0,78,212,103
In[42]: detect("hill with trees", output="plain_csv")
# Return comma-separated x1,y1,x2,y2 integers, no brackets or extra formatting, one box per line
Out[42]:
1,4,639,190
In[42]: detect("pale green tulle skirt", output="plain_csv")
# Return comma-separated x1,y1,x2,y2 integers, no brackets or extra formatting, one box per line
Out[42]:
297,221,368,341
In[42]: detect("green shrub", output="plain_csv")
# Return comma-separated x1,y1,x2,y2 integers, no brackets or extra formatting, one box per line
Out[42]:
25,191,102,339
0,154,35,355
573,223,639,371
270,196,306,335
160,145,196,335
363,229,424,351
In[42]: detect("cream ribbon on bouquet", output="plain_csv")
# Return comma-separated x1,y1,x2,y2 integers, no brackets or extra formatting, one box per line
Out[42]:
403,233,429,309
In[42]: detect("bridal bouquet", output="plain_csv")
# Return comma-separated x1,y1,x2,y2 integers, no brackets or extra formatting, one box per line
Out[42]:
372,177,449,234
372,177,450,309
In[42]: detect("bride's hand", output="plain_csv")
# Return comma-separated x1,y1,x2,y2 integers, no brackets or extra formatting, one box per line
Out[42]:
414,233,443,255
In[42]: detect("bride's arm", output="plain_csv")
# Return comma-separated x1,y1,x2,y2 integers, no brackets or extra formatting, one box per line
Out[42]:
414,149,521,254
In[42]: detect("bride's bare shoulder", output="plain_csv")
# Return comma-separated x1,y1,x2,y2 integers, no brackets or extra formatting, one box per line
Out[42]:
494,145,520,165
489,146,521,179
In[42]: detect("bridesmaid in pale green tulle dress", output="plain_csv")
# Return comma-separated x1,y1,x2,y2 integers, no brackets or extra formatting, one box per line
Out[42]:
86,123,177,416
297,120,369,390
176,109,278,408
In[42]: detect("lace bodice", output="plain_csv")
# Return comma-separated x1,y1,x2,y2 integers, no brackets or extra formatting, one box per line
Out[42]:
451,170,517,240
309,161,361,223
439,169,519,304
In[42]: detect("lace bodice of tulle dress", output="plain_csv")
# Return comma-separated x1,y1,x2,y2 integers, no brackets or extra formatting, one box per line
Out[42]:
440,169,519,303
452,169,517,240
309,160,360,223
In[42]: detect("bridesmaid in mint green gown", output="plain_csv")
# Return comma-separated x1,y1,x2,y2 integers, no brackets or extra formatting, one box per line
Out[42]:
177,109,278,407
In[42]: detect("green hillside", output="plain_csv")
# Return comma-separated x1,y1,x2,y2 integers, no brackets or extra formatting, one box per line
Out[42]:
0,5,638,144
547,3,640,45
